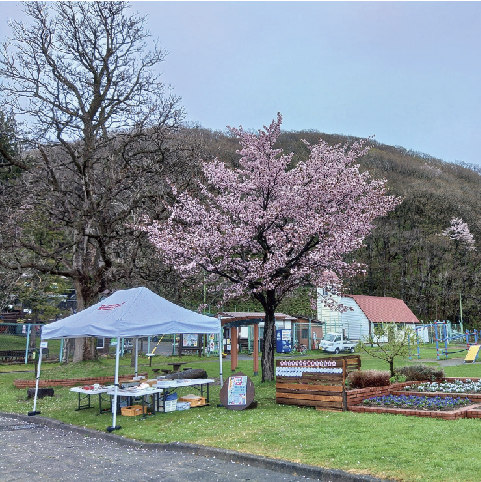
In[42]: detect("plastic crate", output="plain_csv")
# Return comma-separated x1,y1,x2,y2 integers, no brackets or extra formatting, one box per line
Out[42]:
178,394,206,407
164,399,177,412
176,402,191,411
121,405,146,417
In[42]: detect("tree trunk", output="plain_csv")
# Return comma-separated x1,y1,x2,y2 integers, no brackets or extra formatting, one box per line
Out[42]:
261,304,276,382
389,359,395,377
72,278,98,363
130,338,137,367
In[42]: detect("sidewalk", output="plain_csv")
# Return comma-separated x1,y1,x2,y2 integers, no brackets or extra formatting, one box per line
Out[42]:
0,412,390,482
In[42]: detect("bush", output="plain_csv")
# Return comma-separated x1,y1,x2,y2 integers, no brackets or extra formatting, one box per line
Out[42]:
390,374,407,384
346,369,391,389
394,364,444,382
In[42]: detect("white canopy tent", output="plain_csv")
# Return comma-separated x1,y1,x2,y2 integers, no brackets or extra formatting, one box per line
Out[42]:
32,287,222,431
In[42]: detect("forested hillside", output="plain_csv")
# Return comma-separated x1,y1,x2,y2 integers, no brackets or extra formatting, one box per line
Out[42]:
3,116,480,328
194,127,481,327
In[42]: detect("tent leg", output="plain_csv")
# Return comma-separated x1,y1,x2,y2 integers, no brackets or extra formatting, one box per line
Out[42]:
107,341,122,432
24,325,31,365
134,337,138,377
59,339,64,363
28,346,43,416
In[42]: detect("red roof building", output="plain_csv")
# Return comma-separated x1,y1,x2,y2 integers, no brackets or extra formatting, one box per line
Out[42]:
346,295,419,324
318,291,421,341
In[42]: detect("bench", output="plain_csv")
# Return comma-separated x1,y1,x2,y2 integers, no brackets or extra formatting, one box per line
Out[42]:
0,350,35,362
167,361,187,372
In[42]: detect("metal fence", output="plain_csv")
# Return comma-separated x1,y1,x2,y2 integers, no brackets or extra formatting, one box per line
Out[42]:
0,325,185,364
0,323,48,364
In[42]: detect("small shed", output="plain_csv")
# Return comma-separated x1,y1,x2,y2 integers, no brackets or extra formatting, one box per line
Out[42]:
291,315,324,349
219,312,297,376
318,293,423,341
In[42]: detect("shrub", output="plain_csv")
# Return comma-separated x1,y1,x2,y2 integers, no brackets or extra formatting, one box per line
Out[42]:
347,369,391,389
394,364,444,382
390,374,407,384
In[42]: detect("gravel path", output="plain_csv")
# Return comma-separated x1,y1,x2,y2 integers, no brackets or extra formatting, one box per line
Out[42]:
0,413,389,482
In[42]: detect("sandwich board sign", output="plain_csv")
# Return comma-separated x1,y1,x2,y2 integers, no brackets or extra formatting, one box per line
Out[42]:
219,371,255,410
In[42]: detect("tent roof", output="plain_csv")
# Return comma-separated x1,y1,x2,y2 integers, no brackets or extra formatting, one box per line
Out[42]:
41,287,220,340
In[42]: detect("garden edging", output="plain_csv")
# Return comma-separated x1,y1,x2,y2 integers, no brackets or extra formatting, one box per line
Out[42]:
347,377,481,420
13,372,149,389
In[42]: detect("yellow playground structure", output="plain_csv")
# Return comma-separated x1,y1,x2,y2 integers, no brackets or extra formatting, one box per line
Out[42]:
465,344,481,363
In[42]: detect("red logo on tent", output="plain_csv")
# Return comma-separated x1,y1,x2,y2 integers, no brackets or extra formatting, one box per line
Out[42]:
98,302,124,311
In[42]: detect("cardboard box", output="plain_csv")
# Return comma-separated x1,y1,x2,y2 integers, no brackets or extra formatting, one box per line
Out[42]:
121,405,146,416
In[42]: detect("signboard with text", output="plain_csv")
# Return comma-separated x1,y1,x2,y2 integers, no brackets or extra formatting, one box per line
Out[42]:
219,371,255,410
275,358,344,377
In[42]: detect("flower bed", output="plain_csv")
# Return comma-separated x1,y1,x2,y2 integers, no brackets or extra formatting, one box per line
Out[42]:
361,394,472,411
403,379,481,394
350,403,481,420
347,377,481,418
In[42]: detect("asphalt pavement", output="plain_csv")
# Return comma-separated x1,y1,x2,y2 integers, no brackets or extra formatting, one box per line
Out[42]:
0,412,390,482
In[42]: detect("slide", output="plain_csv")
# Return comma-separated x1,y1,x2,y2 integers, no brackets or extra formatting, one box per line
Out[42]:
464,345,481,363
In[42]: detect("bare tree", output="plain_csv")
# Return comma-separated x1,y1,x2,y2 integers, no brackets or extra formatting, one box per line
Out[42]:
0,1,189,361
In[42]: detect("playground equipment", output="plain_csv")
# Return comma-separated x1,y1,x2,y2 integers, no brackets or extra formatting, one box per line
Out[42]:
464,330,480,363
146,334,165,365
410,321,468,360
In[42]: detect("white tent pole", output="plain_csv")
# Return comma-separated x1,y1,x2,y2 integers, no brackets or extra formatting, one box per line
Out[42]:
28,345,43,416
24,324,31,365
134,337,138,377
219,317,223,388
108,341,121,432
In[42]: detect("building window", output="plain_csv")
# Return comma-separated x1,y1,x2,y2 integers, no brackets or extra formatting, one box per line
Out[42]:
301,328,309,339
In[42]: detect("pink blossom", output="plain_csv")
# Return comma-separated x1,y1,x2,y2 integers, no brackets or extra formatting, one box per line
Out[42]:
441,217,476,250
139,113,401,303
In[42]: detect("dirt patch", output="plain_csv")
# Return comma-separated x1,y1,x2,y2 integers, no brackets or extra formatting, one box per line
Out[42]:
420,357,469,367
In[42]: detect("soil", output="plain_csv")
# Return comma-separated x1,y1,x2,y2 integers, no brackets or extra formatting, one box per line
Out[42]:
420,357,471,367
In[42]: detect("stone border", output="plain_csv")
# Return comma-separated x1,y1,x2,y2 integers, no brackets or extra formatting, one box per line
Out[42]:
347,378,481,419
350,403,481,420
13,372,149,388
346,378,481,410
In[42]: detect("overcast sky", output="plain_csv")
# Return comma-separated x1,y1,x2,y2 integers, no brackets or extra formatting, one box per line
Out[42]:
1,1,480,166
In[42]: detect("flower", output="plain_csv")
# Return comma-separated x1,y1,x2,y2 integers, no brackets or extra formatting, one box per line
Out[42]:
361,394,471,411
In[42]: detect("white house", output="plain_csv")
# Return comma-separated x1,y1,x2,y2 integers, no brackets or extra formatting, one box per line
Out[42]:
317,290,428,342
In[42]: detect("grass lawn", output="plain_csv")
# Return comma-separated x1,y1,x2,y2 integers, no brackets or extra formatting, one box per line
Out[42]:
1,348,480,482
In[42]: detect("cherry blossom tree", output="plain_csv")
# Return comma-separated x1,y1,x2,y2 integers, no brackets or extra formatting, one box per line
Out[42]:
141,114,402,381
441,217,476,250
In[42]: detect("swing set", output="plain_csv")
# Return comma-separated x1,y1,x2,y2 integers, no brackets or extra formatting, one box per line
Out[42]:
409,321,469,360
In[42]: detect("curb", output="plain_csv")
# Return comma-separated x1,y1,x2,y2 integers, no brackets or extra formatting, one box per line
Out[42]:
0,410,392,482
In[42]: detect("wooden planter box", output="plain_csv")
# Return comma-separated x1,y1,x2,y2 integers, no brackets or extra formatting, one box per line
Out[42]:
276,355,360,411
